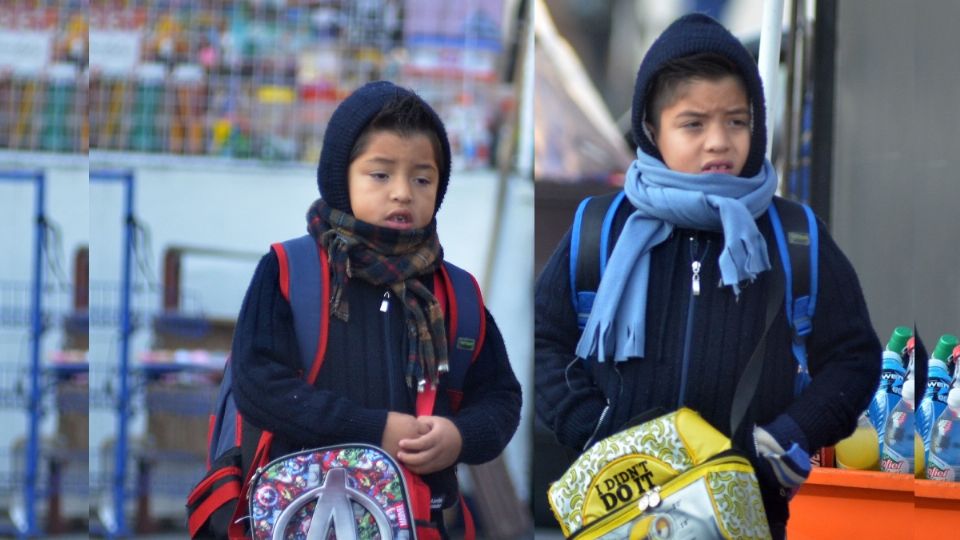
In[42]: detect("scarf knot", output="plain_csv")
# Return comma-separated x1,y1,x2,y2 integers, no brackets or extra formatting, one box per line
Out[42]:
307,199,448,390
575,149,778,363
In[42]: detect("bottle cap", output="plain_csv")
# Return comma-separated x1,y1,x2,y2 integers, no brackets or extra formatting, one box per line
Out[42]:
886,326,912,354
881,352,906,372
932,334,959,361
902,380,915,405
948,388,960,409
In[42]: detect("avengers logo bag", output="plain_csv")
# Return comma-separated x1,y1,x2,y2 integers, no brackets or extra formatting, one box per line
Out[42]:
547,408,770,540
248,444,416,540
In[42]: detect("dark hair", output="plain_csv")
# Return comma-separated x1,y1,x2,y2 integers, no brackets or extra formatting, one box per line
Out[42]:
349,94,445,172
644,52,746,131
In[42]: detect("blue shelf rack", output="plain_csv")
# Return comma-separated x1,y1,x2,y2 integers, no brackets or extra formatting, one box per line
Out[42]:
0,170,46,538
89,170,137,539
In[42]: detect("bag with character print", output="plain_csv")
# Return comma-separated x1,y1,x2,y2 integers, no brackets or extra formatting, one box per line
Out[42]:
547,408,771,540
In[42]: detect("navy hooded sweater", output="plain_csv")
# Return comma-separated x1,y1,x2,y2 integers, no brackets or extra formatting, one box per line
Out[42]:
232,251,522,475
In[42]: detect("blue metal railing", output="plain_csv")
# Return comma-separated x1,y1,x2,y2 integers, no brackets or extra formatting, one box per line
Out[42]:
89,170,136,538
0,170,45,538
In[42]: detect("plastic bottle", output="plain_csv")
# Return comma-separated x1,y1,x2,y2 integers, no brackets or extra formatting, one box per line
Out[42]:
869,326,912,451
927,387,960,481
834,412,880,470
880,379,915,474
917,334,958,460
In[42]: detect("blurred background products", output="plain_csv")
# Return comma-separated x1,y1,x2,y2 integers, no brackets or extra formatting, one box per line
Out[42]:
80,0,511,168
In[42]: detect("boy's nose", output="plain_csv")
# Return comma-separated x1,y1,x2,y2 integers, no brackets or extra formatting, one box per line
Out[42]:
390,178,413,202
705,124,730,152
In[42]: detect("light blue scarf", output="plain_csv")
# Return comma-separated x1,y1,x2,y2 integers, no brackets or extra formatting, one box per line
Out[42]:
575,149,779,362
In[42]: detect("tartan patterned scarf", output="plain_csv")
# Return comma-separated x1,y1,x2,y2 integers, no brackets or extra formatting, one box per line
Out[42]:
307,199,448,391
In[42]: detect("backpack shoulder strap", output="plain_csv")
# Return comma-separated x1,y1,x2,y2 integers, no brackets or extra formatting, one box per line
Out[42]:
570,190,629,329
224,237,332,538
767,197,819,395
271,234,330,384
434,261,486,413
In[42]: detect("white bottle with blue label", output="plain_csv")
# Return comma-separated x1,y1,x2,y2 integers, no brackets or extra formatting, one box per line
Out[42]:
918,334,958,461
926,388,960,481
870,327,911,453
881,378,916,474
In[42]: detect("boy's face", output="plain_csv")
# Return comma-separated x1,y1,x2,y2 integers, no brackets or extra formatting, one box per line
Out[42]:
348,131,439,230
650,76,751,176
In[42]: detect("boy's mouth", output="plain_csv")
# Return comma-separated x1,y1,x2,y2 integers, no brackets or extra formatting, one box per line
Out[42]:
702,160,734,173
383,210,414,229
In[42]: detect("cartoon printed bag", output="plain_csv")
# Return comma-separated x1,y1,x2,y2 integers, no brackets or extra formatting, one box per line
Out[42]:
248,444,417,540
547,408,770,539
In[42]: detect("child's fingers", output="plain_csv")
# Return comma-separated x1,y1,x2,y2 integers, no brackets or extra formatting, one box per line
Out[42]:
398,430,438,452
397,446,439,471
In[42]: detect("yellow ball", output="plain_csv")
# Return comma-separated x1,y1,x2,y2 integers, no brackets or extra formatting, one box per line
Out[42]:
835,424,880,470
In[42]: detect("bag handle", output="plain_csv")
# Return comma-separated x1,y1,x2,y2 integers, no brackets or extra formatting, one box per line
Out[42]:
728,245,786,437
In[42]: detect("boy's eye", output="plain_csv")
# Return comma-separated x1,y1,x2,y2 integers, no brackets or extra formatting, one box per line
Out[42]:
415,177,432,186
729,118,749,127
682,121,702,129
370,172,389,181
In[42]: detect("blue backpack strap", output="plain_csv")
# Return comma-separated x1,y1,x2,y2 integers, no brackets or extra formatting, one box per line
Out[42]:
439,261,486,412
206,236,329,465
207,357,241,464
274,234,328,378
768,198,818,396
570,191,628,330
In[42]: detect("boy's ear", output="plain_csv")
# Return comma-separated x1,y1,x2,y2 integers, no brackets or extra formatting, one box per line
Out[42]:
644,121,658,147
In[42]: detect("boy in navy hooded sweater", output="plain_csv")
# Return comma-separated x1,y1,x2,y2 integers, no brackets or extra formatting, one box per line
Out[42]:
232,81,521,537
535,14,880,537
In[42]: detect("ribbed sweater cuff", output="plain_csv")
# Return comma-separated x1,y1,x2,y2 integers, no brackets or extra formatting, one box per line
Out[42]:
761,412,809,454
452,415,495,465
558,395,608,450
338,407,390,447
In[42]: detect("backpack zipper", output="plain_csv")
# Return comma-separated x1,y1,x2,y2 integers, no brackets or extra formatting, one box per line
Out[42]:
677,234,709,409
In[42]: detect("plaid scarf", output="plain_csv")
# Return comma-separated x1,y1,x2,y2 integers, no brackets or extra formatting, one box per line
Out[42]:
307,199,447,391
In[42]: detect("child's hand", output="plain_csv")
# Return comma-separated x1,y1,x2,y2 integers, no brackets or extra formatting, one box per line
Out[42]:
396,416,462,475
381,412,428,460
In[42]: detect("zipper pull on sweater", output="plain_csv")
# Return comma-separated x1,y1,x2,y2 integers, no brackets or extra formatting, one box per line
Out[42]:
691,261,702,296
379,291,391,312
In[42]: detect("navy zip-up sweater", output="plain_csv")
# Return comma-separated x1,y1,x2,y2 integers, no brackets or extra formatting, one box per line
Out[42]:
232,250,521,469
535,207,881,526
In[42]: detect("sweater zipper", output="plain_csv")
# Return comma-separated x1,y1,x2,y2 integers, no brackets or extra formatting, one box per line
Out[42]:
677,234,708,408
380,290,397,409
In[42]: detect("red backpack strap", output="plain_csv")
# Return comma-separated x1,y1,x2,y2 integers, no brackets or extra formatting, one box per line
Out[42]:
227,430,273,539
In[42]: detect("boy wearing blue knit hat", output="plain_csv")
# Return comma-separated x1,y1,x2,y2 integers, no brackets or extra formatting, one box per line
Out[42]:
535,14,880,538
229,81,521,538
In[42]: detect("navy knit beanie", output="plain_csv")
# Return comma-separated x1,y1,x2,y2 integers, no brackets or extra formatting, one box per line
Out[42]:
631,13,767,178
317,81,452,214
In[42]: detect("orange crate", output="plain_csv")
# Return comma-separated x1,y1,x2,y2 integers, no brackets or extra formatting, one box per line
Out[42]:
788,468,960,538
915,479,960,534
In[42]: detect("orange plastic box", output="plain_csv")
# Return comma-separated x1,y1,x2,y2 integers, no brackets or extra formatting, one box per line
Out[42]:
787,468,960,539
